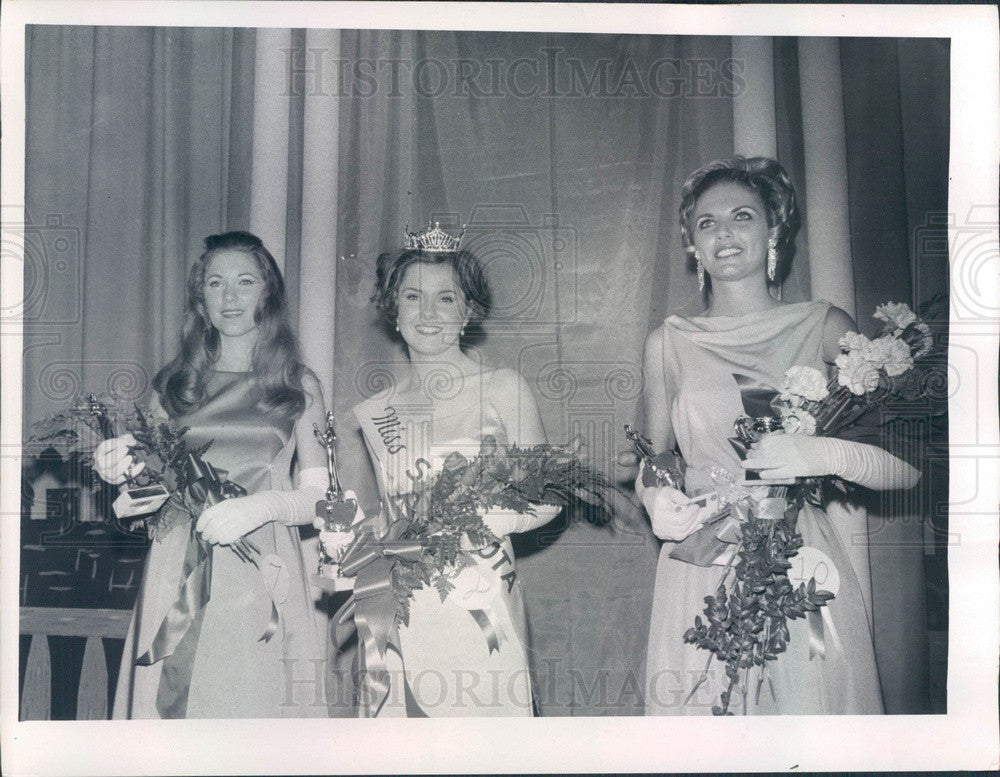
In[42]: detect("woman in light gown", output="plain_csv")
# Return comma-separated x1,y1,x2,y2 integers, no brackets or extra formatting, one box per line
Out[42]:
93,231,333,718
637,158,921,715
352,224,560,717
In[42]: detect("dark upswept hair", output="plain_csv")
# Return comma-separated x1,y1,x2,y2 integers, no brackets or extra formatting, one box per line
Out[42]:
371,247,492,332
679,156,801,287
154,231,308,420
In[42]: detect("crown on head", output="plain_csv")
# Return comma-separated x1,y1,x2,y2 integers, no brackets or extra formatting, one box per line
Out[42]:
403,221,465,253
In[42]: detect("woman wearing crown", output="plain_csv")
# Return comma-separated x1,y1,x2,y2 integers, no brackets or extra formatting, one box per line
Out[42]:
636,158,920,714
350,222,561,716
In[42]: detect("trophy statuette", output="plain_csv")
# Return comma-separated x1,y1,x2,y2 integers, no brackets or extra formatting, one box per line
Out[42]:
312,411,357,592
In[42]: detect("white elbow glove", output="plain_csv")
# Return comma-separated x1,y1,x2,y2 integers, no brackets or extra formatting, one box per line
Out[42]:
196,466,340,545
92,434,146,485
196,486,327,545
743,434,921,490
481,504,562,538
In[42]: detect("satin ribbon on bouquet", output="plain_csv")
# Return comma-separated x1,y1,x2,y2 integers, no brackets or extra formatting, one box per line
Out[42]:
726,372,784,461
136,451,247,718
332,521,426,717
670,374,790,567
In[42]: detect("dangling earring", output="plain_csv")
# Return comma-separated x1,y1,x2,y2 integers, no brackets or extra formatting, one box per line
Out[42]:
395,319,400,332
767,239,778,283
695,251,705,292
460,323,466,337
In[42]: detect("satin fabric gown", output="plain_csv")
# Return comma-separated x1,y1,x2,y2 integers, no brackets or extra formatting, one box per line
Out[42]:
644,301,884,715
113,372,326,719
354,369,537,717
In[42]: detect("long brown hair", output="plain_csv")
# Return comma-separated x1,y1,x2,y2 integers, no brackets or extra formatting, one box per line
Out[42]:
154,231,308,420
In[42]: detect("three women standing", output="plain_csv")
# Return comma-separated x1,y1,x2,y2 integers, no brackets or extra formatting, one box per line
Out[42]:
94,160,919,719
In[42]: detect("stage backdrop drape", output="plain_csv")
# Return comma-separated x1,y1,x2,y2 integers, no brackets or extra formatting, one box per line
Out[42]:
22,27,948,714
23,26,256,426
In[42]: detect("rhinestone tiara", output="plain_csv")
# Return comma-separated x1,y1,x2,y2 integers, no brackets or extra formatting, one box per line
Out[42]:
403,221,465,253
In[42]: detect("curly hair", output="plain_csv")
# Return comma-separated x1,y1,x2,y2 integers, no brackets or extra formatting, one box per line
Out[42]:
154,231,308,420
679,156,801,286
371,248,492,332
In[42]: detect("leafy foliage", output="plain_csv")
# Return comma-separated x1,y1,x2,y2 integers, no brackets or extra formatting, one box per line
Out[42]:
683,487,835,715
27,397,212,536
385,436,614,626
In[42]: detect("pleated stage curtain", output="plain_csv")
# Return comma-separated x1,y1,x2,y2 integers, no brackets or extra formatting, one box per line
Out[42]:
22,27,948,714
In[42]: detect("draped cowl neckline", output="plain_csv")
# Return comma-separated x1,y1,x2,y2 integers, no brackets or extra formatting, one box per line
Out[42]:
665,301,829,366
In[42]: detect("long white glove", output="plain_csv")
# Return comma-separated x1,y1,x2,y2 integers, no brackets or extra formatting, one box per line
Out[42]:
635,465,714,541
92,434,146,484
196,466,331,545
743,434,921,490
481,504,563,538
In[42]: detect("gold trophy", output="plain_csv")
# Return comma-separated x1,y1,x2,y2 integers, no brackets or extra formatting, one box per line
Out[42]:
312,412,357,592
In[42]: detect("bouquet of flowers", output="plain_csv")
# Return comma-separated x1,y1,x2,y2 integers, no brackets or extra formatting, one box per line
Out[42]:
327,434,616,714
28,395,256,561
770,299,939,442
678,300,943,714
331,435,614,627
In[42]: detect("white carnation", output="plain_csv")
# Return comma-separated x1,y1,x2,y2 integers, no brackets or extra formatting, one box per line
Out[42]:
780,408,818,435
874,301,916,332
781,365,829,402
839,331,871,354
861,336,891,366
836,350,881,395
862,334,913,376
881,335,914,376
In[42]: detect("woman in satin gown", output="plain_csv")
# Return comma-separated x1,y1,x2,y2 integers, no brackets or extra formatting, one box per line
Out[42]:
637,158,920,715
352,225,560,717
94,231,332,718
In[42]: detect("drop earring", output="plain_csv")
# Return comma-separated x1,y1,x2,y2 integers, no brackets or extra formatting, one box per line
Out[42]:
767,239,778,282
695,251,705,292
395,319,400,332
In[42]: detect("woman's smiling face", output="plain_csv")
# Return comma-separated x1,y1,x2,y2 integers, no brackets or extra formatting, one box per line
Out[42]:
396,261,470,356
202,249,264,338
691,181,772,284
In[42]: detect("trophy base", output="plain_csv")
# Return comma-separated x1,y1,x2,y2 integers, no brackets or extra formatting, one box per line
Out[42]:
113,485,171,518
312,564,355,592
738,476,797,486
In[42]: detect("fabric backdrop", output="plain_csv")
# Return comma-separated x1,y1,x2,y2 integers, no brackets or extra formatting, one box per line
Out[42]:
22,26,949,714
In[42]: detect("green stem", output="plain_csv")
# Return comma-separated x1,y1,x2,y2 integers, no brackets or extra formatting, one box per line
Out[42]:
683,650,716,708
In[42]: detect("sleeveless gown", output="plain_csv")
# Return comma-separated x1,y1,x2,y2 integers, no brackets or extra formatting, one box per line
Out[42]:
645,301,884,715
354,370,536,717
113,372,326,718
